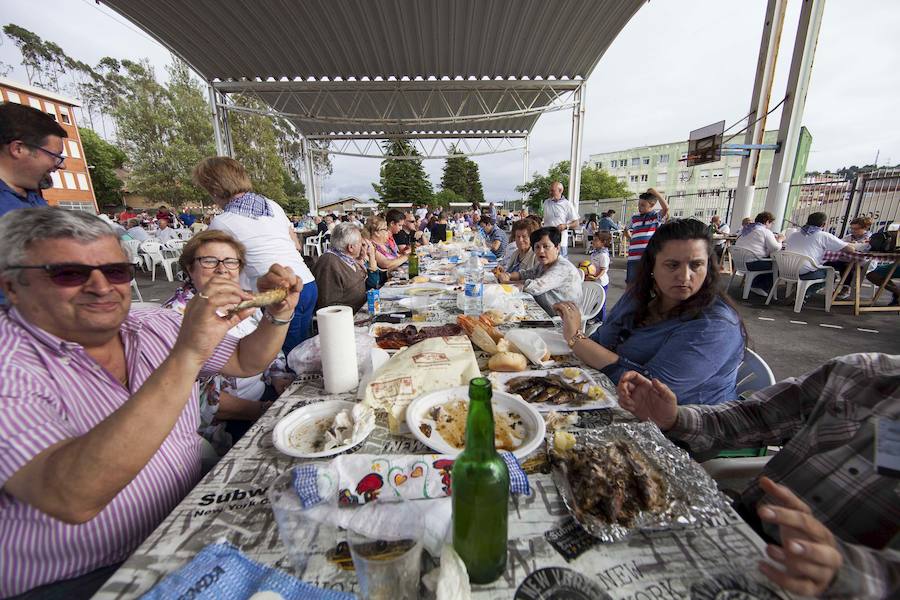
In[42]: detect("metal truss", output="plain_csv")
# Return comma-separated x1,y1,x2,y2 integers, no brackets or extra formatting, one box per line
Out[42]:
304,135,527,160
212,79,581,133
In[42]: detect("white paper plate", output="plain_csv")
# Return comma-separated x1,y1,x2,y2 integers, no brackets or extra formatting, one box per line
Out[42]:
398,296,440,310
405,386,546,459
272,400,375,459
488,368,616,412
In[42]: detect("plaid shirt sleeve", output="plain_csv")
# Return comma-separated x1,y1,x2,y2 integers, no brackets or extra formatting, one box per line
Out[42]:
825,540,900,599
666,359,833,453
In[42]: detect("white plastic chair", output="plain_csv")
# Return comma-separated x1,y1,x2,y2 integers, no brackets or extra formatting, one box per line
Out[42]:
735,348,776,398
578,268,586,281
579,281,606,334
304,233,323,257
139,240,179,282
163,239,186,258
177,229,193,240
131,279,143,302
729,247,774,300
122,239,143,270
765,251,835,313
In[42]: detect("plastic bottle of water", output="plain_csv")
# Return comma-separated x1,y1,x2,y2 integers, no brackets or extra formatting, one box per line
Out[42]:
463,252,484,315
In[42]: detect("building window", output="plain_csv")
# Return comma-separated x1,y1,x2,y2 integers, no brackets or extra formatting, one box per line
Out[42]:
694,209,704,217
672,209,684,217
5,91,21,104
62,172,76,189
728,167,741,178
657,172,667,183
76,173,89,190
658,154,669,164
60,107,71,124
28,97,42,110
712,169,724,178
50,171,62,188
57,201,94,212
642,156,650,165
630,157,640,167
699,170,710,179
640,174,648,182
596,161,603,169
629,175,639,183
43,101,57,118
68,140,81,159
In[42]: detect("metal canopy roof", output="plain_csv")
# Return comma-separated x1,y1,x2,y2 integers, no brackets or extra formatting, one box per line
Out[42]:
102,0,643,82
101,0,644,138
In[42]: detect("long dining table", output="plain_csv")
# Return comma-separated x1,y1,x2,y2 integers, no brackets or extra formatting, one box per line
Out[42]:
94,244,790,600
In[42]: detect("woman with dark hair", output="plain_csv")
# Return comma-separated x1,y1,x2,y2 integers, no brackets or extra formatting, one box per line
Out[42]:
498,226,582,315
555,219,745,405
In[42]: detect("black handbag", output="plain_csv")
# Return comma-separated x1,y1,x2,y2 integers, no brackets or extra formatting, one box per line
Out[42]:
868,222,894,252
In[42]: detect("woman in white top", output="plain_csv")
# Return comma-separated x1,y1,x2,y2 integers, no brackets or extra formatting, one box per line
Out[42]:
193,157,317,356
734,211,784,294
784,212,856,299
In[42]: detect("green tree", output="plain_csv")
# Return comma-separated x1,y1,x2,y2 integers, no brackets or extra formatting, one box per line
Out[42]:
440,146,484,204
281,168,309,215
432,188,464,210
230,94,287,203
372,139,433,208
79,127,126,205
516,161,629,213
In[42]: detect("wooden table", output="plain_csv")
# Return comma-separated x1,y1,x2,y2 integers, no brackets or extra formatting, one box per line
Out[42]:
94,245,785,600
713,235,739,274
828,250,900,315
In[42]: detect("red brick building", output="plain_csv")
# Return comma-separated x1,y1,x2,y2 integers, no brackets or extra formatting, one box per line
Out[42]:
0,76,98,213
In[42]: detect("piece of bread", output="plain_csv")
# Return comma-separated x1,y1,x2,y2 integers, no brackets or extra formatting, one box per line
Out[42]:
488,351,528,372
412,275,430,283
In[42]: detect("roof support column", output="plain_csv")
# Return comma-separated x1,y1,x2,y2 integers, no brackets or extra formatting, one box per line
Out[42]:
208,84,227,156
764,0,825,230
730,0,787,231
522,134,530,207
303,139,318,216
567,83,586,213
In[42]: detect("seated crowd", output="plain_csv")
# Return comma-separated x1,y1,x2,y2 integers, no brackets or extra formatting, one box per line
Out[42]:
0,103,897,598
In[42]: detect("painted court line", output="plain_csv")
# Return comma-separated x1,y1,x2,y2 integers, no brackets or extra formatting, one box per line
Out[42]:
757,317,775,321
819,324,843,329
789,320,807,325
857,328,879,334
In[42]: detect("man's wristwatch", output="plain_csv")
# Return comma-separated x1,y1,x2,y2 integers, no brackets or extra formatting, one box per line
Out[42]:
567,331,587,349
264,310,292,326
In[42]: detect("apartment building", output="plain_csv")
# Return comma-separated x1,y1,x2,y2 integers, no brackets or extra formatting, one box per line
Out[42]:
0,77,98,212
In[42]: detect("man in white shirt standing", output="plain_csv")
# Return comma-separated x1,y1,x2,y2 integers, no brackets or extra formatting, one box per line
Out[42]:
541,181,579,257
784,212,856,299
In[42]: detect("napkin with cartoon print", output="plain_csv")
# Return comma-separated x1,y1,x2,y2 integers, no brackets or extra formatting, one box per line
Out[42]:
292,452,530,509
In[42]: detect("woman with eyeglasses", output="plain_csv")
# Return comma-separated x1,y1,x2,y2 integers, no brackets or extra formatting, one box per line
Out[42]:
364,215,409,278
554,219,746,406
163,230,291,453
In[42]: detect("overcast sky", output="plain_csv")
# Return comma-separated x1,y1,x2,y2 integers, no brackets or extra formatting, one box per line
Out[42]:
2,0,898,203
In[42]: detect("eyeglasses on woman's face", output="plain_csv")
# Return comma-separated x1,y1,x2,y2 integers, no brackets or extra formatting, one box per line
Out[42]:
194,256,242,270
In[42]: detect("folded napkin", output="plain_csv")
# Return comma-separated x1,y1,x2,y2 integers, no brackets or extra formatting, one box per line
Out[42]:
292,452,530,509
140,542,354,600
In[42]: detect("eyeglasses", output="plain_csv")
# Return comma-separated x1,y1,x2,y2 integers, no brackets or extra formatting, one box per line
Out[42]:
21,142,66,168
194,256,242,270
6,262,135,286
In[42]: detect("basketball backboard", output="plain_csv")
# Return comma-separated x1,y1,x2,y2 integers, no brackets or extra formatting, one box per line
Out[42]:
686,120,725,167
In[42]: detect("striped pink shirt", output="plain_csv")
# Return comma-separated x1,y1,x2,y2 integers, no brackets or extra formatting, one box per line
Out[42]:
0,307,239,596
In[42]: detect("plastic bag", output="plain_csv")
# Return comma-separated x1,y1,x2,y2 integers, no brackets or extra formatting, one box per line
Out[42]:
286,327,375,376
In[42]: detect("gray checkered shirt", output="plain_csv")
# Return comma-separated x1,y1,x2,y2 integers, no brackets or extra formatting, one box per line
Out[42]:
668,353,900,599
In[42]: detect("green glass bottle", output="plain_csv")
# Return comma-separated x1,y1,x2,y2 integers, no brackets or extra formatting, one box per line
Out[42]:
452,377,509,584
408,238,419,278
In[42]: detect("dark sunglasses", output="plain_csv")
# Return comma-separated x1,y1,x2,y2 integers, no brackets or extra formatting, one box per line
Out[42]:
7,262,136,286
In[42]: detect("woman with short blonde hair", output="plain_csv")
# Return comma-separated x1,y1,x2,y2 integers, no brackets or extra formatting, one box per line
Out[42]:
193,156,317,355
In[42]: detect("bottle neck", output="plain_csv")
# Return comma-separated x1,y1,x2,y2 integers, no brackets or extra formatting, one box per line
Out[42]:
464,395,497,458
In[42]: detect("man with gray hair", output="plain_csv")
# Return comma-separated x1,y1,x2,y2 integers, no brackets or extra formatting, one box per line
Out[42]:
311,221,376,312
0,208,301,597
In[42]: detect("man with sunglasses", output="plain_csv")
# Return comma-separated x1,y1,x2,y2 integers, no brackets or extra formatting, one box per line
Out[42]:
0,102,67,217
0,208,301,597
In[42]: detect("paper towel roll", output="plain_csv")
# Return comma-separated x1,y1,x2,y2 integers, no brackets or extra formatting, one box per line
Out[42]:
316,305,359,393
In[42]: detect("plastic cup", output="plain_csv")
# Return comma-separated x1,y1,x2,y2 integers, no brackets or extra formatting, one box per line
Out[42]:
347,504,424,600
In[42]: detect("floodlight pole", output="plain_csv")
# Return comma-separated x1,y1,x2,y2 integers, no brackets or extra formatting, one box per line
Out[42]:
764,0,825,231
731,0,787,231
208,84,227,157
303,138,318,216
567,83,586,213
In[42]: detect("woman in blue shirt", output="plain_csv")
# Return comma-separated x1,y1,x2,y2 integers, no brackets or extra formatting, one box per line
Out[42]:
555,219,745,405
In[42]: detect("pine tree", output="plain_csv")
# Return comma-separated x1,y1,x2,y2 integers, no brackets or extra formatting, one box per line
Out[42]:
372,139,433,208
440,146,484,204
